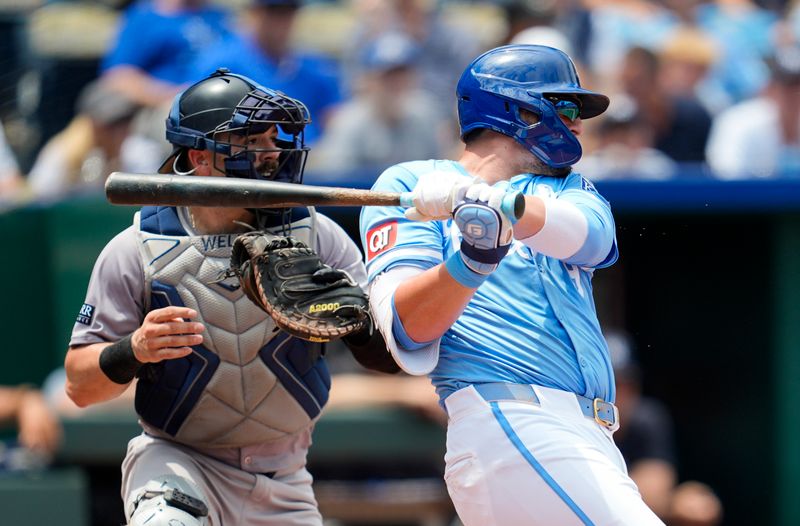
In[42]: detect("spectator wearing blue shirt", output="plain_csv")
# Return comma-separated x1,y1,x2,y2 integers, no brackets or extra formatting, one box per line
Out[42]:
191,0,342,144
695,0,778,108
101,0,236,108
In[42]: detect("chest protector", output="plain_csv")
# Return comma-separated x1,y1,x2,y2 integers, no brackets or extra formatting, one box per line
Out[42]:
133,206,330,448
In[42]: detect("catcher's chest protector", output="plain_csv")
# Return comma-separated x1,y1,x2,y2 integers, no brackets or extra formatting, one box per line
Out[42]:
133,206,330,448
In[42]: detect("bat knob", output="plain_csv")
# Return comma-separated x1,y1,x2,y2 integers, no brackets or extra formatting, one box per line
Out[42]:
501,191,526,223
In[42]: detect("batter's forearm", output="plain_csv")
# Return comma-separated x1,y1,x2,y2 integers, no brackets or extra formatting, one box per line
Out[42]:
394,264,474,342
64,343,132,407
512,195,547,239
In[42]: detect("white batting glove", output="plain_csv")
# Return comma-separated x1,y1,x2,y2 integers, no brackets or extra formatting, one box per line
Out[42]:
404,171,475,221
453,181,516,275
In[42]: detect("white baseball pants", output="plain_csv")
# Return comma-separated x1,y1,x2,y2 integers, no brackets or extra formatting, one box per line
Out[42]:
443,384,665,526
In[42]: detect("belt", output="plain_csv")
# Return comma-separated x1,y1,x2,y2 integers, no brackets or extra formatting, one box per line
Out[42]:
473,383,619,430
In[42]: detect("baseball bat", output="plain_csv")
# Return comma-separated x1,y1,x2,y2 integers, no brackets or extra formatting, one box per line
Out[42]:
104,172,526,220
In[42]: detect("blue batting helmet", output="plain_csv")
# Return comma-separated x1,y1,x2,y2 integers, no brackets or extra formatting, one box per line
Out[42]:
161,68,311,184
457,45,609,168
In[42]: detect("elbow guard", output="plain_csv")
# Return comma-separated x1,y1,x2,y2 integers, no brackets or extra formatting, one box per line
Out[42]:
520,198,613,266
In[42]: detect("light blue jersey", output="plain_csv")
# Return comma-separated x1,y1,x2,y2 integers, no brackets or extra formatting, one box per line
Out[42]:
360,160,619,403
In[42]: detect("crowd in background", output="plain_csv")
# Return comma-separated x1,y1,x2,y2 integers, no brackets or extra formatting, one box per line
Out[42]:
0,0,798,206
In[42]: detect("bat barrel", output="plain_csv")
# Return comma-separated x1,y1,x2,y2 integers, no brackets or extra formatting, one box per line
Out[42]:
105,172,402,208
104,173,526,220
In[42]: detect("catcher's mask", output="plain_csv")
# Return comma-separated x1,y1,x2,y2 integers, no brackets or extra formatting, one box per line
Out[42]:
161,68,311,186
457,44,609,168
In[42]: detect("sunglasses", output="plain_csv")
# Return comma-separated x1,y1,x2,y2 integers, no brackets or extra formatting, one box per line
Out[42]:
548,98,581,122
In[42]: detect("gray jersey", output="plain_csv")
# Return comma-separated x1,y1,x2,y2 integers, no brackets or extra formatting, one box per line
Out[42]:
71,206,365,473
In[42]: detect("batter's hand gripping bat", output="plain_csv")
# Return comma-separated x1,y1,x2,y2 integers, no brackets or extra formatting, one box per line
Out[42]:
104,172,526,220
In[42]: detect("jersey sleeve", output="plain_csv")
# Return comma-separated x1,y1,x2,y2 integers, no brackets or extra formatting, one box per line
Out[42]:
69,226,146,346
554,174,619,269
359,164,447,281
315,213,368,289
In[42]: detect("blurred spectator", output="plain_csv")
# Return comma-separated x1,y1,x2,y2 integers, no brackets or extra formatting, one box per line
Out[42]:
619,46,712,164
27,79,163,201
345,0,479,116
576,95,678,180
606,329,723,526
100,0,235,108
308,31,450,174
694,0,779,108
191,0,342,144
0,120,26,204
706,44,800,178
657,26,721,115
327,371,445,426
0,384,62,468
584,0,679,84
42,367,136,419
501,0,592,65
510,25,574,57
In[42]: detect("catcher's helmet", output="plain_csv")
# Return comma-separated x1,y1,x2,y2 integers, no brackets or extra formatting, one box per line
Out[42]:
161,68,311,184
457,44,609,168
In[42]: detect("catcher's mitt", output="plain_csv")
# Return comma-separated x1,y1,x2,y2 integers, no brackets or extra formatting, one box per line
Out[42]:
231,232,370,343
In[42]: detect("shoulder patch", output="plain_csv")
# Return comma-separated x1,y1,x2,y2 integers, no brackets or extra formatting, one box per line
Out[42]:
76,303,95,326
365,221,398,261
581,177,598,193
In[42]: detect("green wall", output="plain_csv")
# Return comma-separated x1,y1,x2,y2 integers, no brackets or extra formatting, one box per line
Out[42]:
0,197,134,385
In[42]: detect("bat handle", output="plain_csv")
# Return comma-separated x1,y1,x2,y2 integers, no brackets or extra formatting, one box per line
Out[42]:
398,190,526,221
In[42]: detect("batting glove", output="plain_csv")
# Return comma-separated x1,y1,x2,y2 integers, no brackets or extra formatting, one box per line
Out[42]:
450,182,516,280
404,171,475,221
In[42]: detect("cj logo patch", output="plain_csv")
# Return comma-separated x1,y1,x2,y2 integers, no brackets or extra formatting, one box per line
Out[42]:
366,221,398,261
76,303,95,326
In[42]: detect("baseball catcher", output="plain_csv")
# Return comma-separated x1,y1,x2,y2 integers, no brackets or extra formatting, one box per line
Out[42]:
230,231,370,343
67,69,398,526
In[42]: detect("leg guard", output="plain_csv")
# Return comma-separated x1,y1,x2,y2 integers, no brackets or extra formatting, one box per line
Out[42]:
128,474,209,526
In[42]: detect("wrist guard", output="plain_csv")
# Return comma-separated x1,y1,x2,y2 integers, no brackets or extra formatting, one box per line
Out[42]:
99,334,142,384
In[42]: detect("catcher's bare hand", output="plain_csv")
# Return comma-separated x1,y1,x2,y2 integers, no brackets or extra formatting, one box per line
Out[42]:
131,306,205,363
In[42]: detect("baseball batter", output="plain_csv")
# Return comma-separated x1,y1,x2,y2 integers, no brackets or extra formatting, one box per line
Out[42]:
360,45,665,525
65,70,392,526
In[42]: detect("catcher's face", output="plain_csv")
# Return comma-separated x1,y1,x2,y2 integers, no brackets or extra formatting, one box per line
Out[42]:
187,134,280,233
203,126,282,180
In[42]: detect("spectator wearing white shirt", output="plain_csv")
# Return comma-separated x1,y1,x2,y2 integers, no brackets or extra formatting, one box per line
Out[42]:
706,45,800,179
